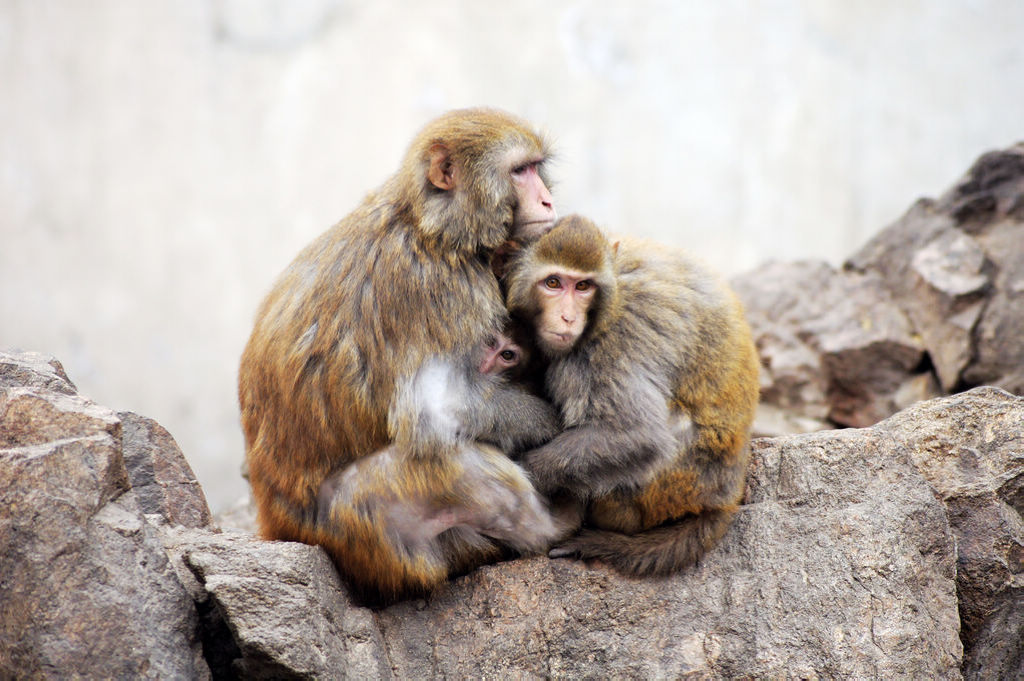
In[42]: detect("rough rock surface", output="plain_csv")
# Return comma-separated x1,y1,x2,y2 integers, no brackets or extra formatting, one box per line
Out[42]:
883,388,1023,680
119,410,213,529
0,353,211,679
187,405,968,679
738,143,1024,435
9,350,1024,679
3,145,1024,679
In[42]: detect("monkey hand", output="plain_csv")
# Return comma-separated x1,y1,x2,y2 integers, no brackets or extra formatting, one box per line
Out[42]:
521,442,584,498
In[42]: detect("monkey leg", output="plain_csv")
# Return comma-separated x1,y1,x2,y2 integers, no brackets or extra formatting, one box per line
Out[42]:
445,443,564,552
549,505,738,577
317,442,563,602
316,451,450,603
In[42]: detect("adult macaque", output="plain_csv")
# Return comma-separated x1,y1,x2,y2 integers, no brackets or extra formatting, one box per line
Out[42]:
239,108,563,602
505,214,760,577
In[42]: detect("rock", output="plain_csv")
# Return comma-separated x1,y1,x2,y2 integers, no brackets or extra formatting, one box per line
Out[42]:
848,143,1024,395
119,410,213,529
734,260,935,430
847,208,988,392
0,351,215,678
962,219,1024,394
3,351,1023,677
0,349,78,395
185,398,971,679
162,528,390,680
372,394,964,679
741,144,1024,435
881,388,1023,680
0,385,209,679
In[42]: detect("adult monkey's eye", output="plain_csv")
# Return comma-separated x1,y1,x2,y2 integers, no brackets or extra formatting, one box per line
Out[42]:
575,280,592,292
545,276,560,289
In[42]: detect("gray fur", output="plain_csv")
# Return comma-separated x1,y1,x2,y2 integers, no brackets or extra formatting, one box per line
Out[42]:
508,222,759,577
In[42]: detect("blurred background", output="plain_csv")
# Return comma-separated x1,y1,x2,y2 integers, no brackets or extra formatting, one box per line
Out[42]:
3,1,1022,511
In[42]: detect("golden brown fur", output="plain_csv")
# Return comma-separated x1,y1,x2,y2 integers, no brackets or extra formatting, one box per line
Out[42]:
505,214,760,576
239,108,563,603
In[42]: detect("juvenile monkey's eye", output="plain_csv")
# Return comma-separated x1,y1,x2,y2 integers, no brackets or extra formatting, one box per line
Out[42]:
499,349,518,362
544,276,561,289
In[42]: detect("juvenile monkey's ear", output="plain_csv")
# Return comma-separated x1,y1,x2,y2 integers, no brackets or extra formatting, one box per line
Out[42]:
612,240,621,256
427,143,457,190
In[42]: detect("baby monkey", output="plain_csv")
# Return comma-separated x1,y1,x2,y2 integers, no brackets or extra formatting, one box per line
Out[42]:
504,215,760,576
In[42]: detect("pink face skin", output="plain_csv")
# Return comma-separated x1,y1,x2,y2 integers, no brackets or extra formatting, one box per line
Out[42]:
478,333,523,375
510,160,556,241
534,269,597,355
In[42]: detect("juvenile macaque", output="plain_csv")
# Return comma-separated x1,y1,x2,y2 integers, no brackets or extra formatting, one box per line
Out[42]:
505,215,760,577
479,329,526,376
239,109,564,602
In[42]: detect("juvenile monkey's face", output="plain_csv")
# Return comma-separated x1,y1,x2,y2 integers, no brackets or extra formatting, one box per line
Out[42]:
478,332,523,376
508,154,556,242
533,269,596,355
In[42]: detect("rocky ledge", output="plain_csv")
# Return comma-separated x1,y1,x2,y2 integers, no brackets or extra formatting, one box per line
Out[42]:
2,144,1023,679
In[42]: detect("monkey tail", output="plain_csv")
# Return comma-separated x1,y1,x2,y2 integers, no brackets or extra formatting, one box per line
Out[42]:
549,507,736,577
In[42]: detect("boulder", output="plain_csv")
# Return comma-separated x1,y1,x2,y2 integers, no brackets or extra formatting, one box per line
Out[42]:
192,397,969,678
2,347,1022,679
733,261,937,431
739,143,1024,436
0,351,212,679
882,388,1023,680
847,143,1024,395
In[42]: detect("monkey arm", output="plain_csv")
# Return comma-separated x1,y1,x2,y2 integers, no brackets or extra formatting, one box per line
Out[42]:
522,376,676,498
387,356,559,458
470,384,560,456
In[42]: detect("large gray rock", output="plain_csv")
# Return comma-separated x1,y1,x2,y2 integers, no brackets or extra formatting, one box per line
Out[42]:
196,397,993,678
848,143,1024,395
0,349,78,395
0,387,209,678
192,388,1023,679
740,144,1024,437
0,351,212,679
119,410,213,529
163,528,390,679
734,260,937,431
883,388,1023,680
3,322,1022,676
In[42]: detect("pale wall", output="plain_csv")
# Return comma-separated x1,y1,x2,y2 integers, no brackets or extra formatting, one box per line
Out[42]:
2,1,1022,510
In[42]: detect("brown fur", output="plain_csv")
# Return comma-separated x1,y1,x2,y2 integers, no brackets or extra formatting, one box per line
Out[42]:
506,214,760,577
239,108,563,603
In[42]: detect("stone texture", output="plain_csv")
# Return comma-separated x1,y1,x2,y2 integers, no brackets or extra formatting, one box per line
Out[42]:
734,260,937,431
4,351,1024,678
0,386,209,679
739,144,1024,437
848,143,1024,396
881,388,1023,680
0,349,78,395
188,396,985,679
119,410,213,529
163,529,390,680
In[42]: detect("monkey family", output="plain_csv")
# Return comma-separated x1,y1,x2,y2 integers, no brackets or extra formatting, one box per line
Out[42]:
239,108,759,603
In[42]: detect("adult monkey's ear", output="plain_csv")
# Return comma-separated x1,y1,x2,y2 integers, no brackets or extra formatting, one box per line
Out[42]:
427,143,457,190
